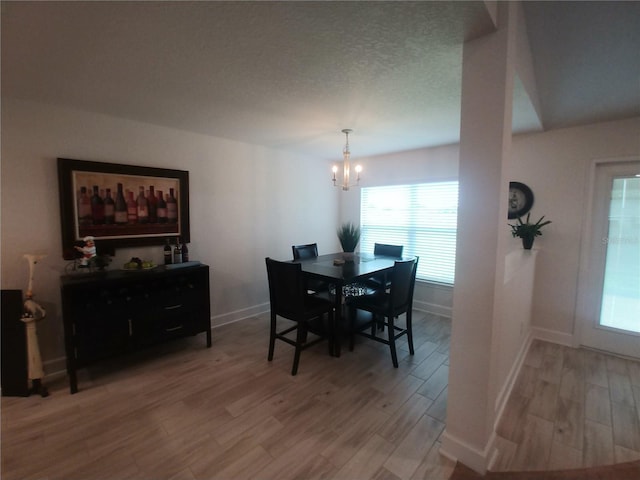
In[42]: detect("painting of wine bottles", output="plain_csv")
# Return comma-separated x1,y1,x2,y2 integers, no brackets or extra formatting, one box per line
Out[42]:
57,158,190,259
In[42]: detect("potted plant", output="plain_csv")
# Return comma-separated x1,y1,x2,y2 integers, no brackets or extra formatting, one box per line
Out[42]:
509,213,552,250
337,222,361,260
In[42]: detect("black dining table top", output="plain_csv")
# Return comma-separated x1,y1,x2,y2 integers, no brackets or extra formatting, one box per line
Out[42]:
294,252,402,285
293,252,414,357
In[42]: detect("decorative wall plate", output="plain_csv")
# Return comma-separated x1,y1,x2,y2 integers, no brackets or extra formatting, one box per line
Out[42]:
508,182,534,219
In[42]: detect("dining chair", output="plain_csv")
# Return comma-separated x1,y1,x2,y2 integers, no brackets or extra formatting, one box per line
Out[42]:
265,257,335,375
292,243,319,260
366,243,405,292
348,257,418,367
374,243,404,258
291,243,329,295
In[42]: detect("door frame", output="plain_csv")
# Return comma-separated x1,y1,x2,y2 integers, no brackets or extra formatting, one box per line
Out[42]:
574,155,640,358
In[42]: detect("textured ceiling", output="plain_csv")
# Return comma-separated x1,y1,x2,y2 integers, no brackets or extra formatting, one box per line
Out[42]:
2,1,639,161
522,1,640,130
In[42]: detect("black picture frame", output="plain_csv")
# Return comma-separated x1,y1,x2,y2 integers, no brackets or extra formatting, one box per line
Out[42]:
57,158,190,259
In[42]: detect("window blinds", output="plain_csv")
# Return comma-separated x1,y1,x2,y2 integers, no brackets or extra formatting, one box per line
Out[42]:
360,182,459,284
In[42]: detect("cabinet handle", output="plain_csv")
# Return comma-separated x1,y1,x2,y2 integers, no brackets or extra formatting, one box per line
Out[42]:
165,325,183,332
128,318,133,336
164,304,183,310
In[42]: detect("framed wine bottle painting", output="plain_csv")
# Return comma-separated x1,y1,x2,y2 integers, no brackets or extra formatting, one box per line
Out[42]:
57,158,190,259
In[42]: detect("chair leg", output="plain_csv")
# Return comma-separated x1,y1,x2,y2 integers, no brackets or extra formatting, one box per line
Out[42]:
406,310,415,355
387,315,399,368
268,313,277,361
349,322,355,352
348,306,356,352
327,312,336,357
370,314,378,338
291,322,305,375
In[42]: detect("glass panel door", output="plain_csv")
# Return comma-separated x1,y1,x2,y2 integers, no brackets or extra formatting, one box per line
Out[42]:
599,176,640,333
578,159,640,359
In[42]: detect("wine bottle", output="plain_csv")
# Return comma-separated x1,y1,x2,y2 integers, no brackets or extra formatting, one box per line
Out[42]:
163,238,172,265
181,240,189,262
167,188,178,224
173,239,182,264
114,183,128,225
90,185,105,225
126,191,138,224
156,190,167,224
137,186,149,224
104,188,115,224
78,186,92,226
147,186,158,223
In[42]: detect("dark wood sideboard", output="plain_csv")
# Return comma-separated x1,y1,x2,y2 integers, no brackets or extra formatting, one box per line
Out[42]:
60,263,211,393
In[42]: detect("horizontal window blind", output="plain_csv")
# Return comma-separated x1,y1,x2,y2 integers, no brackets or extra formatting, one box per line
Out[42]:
360,182,459,284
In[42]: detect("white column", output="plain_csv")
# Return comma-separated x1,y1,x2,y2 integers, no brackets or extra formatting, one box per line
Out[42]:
441,1,517,473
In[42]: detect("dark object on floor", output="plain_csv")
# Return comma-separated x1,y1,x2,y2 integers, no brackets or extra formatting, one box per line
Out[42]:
29,378,49,397
1,289,29,397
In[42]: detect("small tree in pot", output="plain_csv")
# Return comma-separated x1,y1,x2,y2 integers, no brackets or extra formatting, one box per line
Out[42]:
509,213,551,249
337,222,361,259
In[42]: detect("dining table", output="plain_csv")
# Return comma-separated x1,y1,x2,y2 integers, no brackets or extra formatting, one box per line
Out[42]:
293,252,404,356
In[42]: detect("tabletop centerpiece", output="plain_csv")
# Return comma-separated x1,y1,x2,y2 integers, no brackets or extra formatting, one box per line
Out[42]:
337,221,361,261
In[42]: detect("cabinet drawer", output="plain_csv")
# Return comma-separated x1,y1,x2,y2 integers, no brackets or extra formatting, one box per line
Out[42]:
132,305,206,346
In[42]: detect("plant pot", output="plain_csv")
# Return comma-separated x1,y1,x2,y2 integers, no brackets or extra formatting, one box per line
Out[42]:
342,251,355,262
521,236,535,250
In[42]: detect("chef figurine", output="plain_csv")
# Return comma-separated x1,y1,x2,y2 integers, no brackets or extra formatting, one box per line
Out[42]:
74,236,96,267
21,254,49,397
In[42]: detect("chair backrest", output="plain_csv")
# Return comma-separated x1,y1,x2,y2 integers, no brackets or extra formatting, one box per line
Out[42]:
292,243,319,260
265,257,306,317
374,243,403,258
388,257,419,315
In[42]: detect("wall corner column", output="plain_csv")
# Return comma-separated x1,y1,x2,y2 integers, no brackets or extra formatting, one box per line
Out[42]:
440,1,517,473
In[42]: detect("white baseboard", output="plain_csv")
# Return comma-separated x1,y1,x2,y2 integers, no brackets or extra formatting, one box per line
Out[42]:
413,299,452,318
212,303,269,327
440,430,496,474
42,356,68,382
531,326,573,346
494,329,533,418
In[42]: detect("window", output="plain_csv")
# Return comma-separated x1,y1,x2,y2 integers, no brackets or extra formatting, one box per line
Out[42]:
360,182,459,284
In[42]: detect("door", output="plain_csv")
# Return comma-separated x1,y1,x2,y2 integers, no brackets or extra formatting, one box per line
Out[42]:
578,159,640,358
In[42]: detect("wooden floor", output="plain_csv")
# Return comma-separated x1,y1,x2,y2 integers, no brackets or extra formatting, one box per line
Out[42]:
2,312,639,479
493,338,640,472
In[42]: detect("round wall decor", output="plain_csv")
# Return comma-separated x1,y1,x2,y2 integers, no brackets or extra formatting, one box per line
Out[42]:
508,181,534,219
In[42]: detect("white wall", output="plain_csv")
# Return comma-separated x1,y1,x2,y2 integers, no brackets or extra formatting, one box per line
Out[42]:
1,98,339,368
511,116,640,339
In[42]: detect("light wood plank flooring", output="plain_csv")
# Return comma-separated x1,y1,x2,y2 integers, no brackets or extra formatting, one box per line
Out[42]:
2,313,639,479
492,339,640,472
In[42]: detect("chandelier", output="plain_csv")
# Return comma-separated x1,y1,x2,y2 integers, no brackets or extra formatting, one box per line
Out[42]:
332,129,362,191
